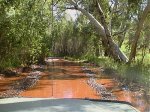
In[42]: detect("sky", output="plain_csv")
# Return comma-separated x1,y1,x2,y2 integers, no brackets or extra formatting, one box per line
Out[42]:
65,9,80,21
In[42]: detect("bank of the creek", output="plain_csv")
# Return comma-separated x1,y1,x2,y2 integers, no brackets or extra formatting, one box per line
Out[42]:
0,58,149,112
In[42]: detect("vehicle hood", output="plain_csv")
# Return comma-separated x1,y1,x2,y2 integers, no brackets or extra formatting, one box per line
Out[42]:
0,98,140,112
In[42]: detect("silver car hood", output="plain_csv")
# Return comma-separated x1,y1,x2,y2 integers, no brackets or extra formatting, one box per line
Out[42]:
0,98,140,112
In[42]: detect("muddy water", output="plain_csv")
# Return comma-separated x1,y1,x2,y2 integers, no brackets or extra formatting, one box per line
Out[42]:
21,58,99,99
0,58,149,112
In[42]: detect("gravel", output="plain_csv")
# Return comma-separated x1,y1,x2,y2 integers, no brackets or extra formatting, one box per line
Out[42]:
0,71,41,98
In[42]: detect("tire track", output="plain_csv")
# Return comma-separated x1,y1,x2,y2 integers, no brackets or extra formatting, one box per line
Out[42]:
82,66,116,100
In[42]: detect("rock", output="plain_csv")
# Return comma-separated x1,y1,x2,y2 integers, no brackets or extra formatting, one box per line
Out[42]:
1,69,17,77
0,74,4,79
22,67,32,73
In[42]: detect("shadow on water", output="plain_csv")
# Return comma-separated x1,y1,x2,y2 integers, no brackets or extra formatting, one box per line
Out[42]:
47,68,67,73
43,74,87,80
47,61,81,66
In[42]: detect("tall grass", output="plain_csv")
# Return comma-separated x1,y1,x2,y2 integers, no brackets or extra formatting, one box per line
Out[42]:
81,55,150,93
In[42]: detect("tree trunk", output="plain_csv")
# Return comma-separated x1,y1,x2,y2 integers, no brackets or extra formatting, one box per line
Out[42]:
69,0,128,62
128,1,150,63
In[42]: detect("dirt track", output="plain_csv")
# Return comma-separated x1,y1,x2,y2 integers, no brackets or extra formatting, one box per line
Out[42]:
0,58,149,112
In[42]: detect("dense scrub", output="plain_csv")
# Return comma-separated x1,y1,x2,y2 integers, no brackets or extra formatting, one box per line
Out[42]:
0,0,52,69
79,55,150,97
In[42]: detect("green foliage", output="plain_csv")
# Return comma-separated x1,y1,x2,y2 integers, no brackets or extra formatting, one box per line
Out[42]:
50,15,92,57
81,55,150,91
0,0,150,86
0,0,52,69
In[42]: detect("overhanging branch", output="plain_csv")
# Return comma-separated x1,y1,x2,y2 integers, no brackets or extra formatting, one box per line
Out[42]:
112,26,128,36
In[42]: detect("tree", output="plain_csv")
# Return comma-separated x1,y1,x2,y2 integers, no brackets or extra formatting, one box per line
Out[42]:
68,0,128,62
129,1,150,63
0,0,52,69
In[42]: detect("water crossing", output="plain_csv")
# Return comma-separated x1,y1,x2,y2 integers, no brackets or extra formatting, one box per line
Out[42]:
0,58,149,111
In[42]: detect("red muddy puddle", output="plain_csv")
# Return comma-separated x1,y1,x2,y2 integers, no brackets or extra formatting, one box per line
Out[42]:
0,58,149,112
21,79,99,99
21,58,99,99
96,79,149,112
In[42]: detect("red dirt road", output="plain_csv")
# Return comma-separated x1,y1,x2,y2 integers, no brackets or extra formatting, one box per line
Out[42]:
0,58,149,112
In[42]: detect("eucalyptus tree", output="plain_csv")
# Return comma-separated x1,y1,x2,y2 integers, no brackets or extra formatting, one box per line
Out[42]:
60,0,149,63
129,0,150,63
1,0,149,70
65,0,128,62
